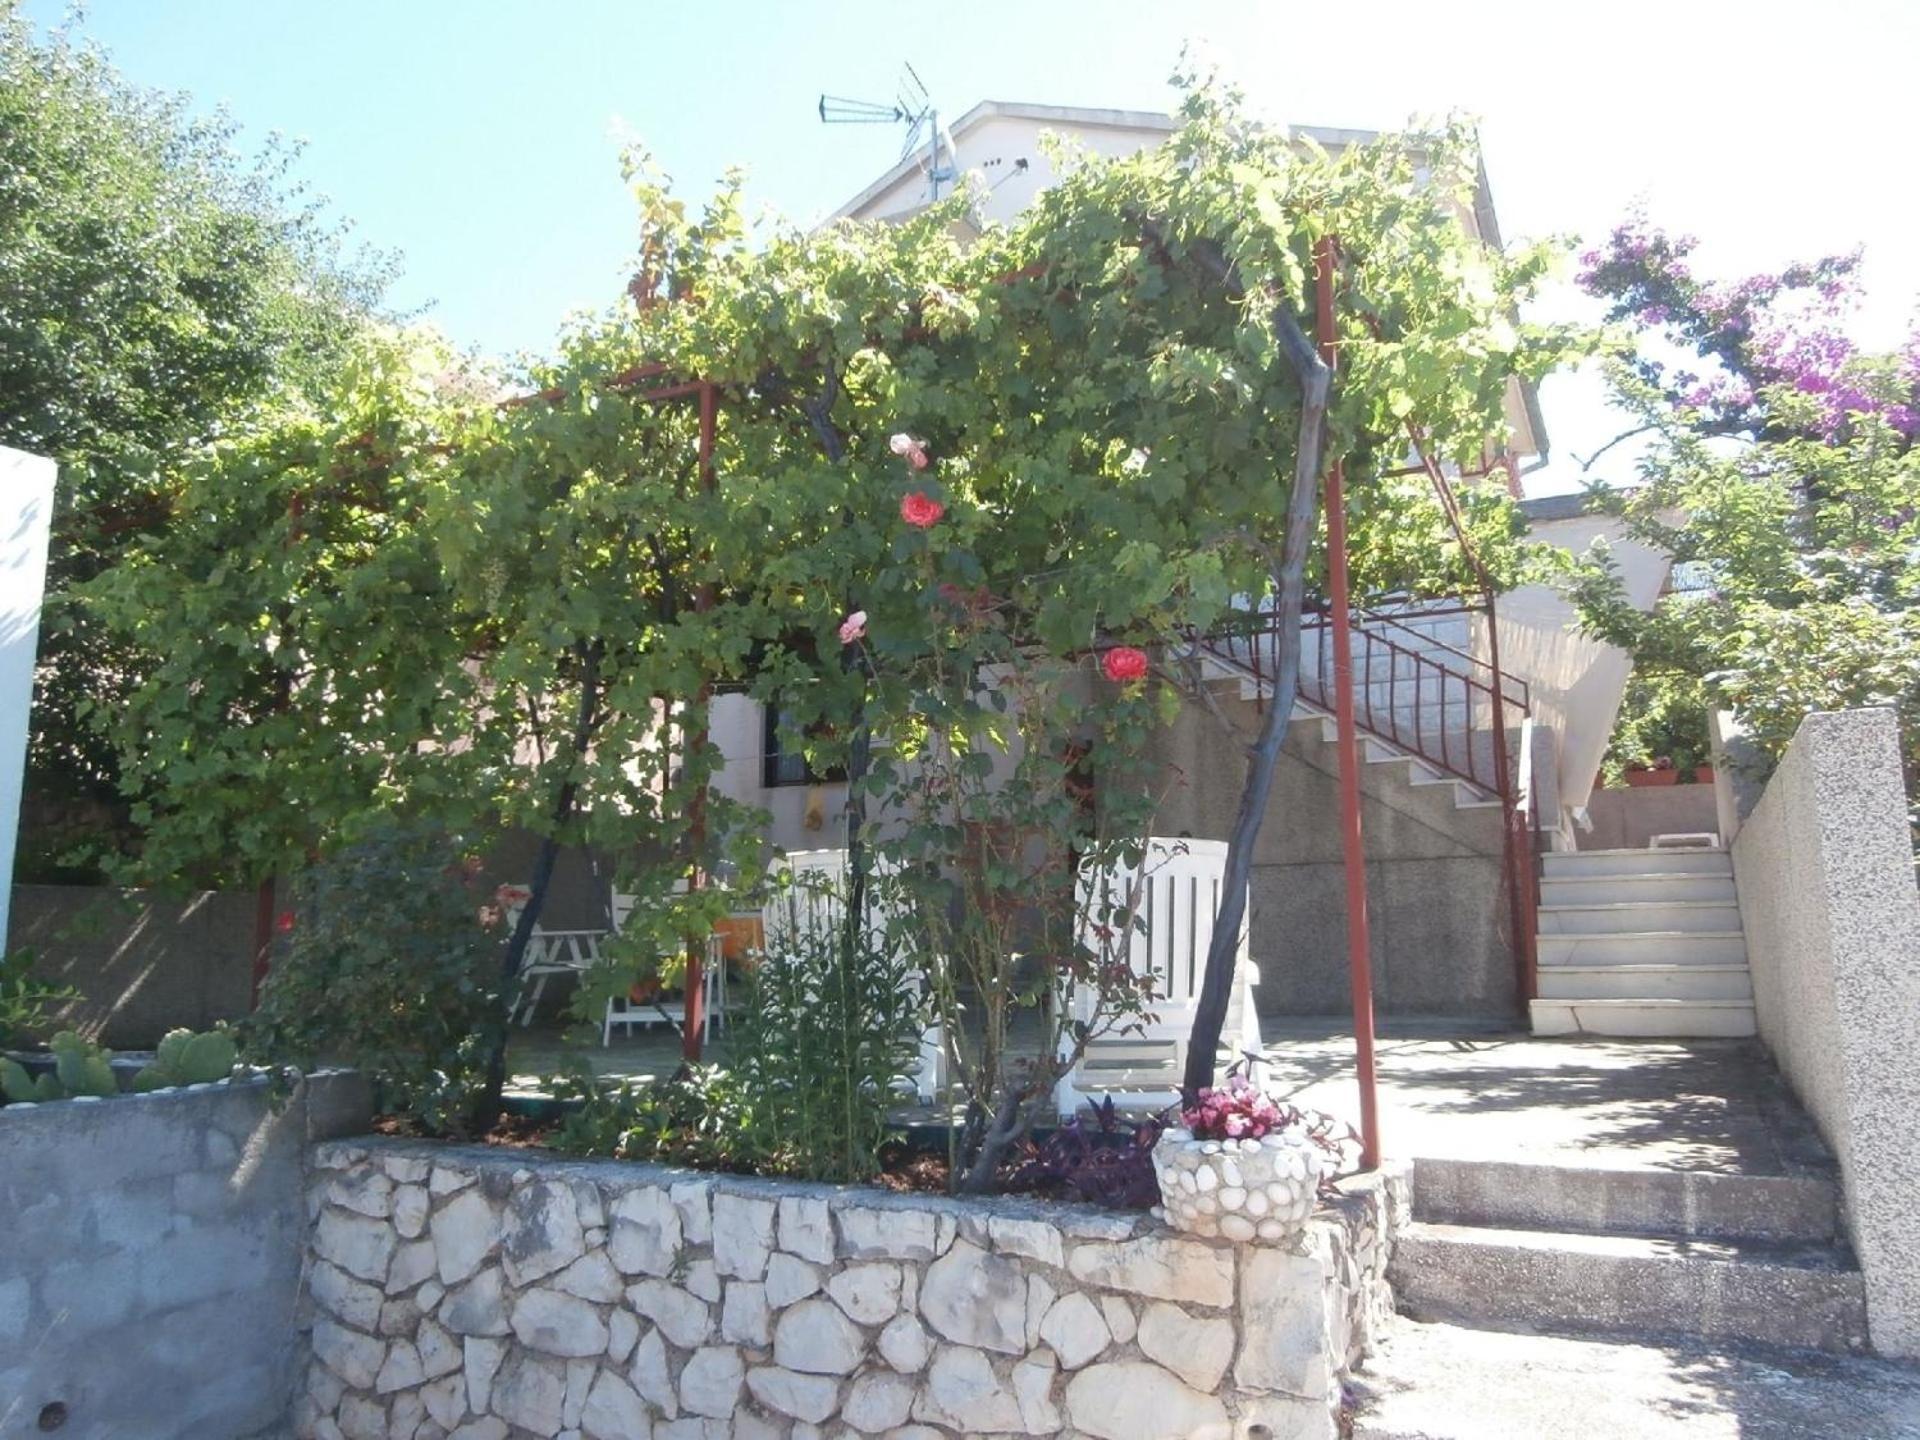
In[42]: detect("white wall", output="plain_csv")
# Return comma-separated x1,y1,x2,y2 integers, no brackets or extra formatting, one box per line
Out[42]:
1,448,57,948
1498,513,1671,819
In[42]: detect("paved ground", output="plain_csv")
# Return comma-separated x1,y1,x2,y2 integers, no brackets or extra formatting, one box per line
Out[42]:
1352,1319,1920,1439
1255,1024,1835,1178
509,1016,1829,1183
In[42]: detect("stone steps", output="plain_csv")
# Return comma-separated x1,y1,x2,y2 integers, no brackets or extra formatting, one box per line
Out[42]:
1529,996,1758,1038
1390,1219,1868,1353
1409,1156,1841,1245
1542,846,1732,878
1536,963,1754,1002
1351,1319,1920,1439
1530,847,1755,1037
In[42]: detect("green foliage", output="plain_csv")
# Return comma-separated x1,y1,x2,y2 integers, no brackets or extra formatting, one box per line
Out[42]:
1601,671,1714,785
89,70,1579,1140
130,1025,239,1091
726,911,927,1182
0,948,77,1048
1567,386,1919,829
548,1064,766,1175
1,1030,118,1102
1,9,394,880
239,819,501,1134
551,917,924,1183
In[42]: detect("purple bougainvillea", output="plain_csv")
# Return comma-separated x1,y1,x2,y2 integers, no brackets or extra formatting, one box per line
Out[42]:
1579,216,1917,442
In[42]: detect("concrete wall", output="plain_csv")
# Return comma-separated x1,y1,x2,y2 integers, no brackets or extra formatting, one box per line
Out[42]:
296,1138,1405,1440
11,885,258,1048
1579,782,1719,851
1732,708,1920,1357
0,1071,371,1439
0,449,57,949
1499,505,1673,820
1152,701,1517,1020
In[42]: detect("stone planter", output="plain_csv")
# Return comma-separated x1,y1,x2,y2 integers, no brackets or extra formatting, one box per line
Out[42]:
1151,1126,1327,1243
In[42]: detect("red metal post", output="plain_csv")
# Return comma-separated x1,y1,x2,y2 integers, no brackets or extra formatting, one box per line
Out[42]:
682,383,719,1061
1315,237,1381,1172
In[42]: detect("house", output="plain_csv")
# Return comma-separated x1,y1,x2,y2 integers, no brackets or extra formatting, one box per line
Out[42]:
700,101,1679,1028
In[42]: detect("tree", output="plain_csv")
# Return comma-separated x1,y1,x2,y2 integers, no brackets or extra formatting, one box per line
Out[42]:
91,76,1573,1151
1567,217,1919,832
0,8,394,877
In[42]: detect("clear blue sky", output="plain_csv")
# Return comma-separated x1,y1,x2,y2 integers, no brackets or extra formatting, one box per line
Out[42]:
28,0,1920,494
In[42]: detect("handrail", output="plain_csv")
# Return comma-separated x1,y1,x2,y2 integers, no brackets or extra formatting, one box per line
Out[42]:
1198,598,1542,1011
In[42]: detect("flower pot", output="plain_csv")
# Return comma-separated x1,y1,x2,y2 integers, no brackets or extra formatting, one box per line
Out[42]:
1694,766,1716,785
1625,768,1679,787
1150,1126,1327,1244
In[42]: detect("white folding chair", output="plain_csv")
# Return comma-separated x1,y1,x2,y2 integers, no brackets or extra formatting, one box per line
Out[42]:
1052,837,1264,1115
502,889,608,1027
764,849,945,1103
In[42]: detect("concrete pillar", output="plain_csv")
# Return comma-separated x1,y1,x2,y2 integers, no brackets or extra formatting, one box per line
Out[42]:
1,448,57,950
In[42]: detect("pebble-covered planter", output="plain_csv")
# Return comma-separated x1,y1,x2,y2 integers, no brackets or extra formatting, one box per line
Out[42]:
1150,1126,1328,1244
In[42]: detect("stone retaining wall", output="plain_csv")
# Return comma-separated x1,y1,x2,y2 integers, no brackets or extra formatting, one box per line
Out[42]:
0,1070,370,1440
295,1140,1406,1440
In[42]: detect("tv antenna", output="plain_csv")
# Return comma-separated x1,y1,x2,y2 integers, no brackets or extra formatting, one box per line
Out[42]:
819,62,958,202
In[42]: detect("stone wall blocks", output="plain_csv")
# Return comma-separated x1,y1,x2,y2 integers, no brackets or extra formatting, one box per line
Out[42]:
628,1277,715,1349
580,1366,651,1440
502,1179,587,1287
511,1287,610,1358
826,1262,903,1326
778,1194,837,1264
681,1343,747,1418
747,1363,843,1424
765,1252,823,1309
919,1240,1027,1353
431,1188,499,1286
774,1296,866,1375
714,1192,778,1281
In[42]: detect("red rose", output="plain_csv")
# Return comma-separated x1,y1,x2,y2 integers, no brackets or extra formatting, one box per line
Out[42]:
275,910,296,934
900,492,945,529
1102,646,1149,684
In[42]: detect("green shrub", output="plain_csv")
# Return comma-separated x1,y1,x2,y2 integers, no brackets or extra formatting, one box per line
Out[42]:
0,948,76,1049
549,908,926,1183
242,819,500,1134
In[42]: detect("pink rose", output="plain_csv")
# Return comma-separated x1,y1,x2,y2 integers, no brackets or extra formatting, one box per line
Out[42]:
1101,646,1149,684
889,433,918,457
900,492,945,529
838,610,868,645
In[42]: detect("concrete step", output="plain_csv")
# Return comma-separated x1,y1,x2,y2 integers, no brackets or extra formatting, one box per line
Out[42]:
1537,963,1754,1002
1538,930,1748,967
1539,872,1737,905
1545,847,1731,878
1531,997,1758,1038
1410,1157,1840,1244
1538,900,1743,935
1351,1319,1920,1440
1389,1220,1869,1353
1528,998,1758,1044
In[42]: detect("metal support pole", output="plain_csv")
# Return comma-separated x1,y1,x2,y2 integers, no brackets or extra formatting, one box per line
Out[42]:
682,383,718,1061
1315,237,1381,1172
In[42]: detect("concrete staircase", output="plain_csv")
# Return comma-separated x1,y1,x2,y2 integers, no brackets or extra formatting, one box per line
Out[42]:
1530,846,1756,1038
1388,1154,1870,1355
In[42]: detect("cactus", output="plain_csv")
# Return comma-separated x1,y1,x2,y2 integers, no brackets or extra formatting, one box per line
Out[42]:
0,1056,37,1102
1,1032,117,1103
131,1025,238,1091
49,1031,118,1097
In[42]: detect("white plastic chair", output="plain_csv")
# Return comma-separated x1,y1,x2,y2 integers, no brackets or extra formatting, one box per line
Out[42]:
764,849,945,1103
604,889,724,1048
1052,837,1264,1115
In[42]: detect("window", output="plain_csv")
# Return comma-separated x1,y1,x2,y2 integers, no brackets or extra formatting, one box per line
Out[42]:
762,704,848,788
